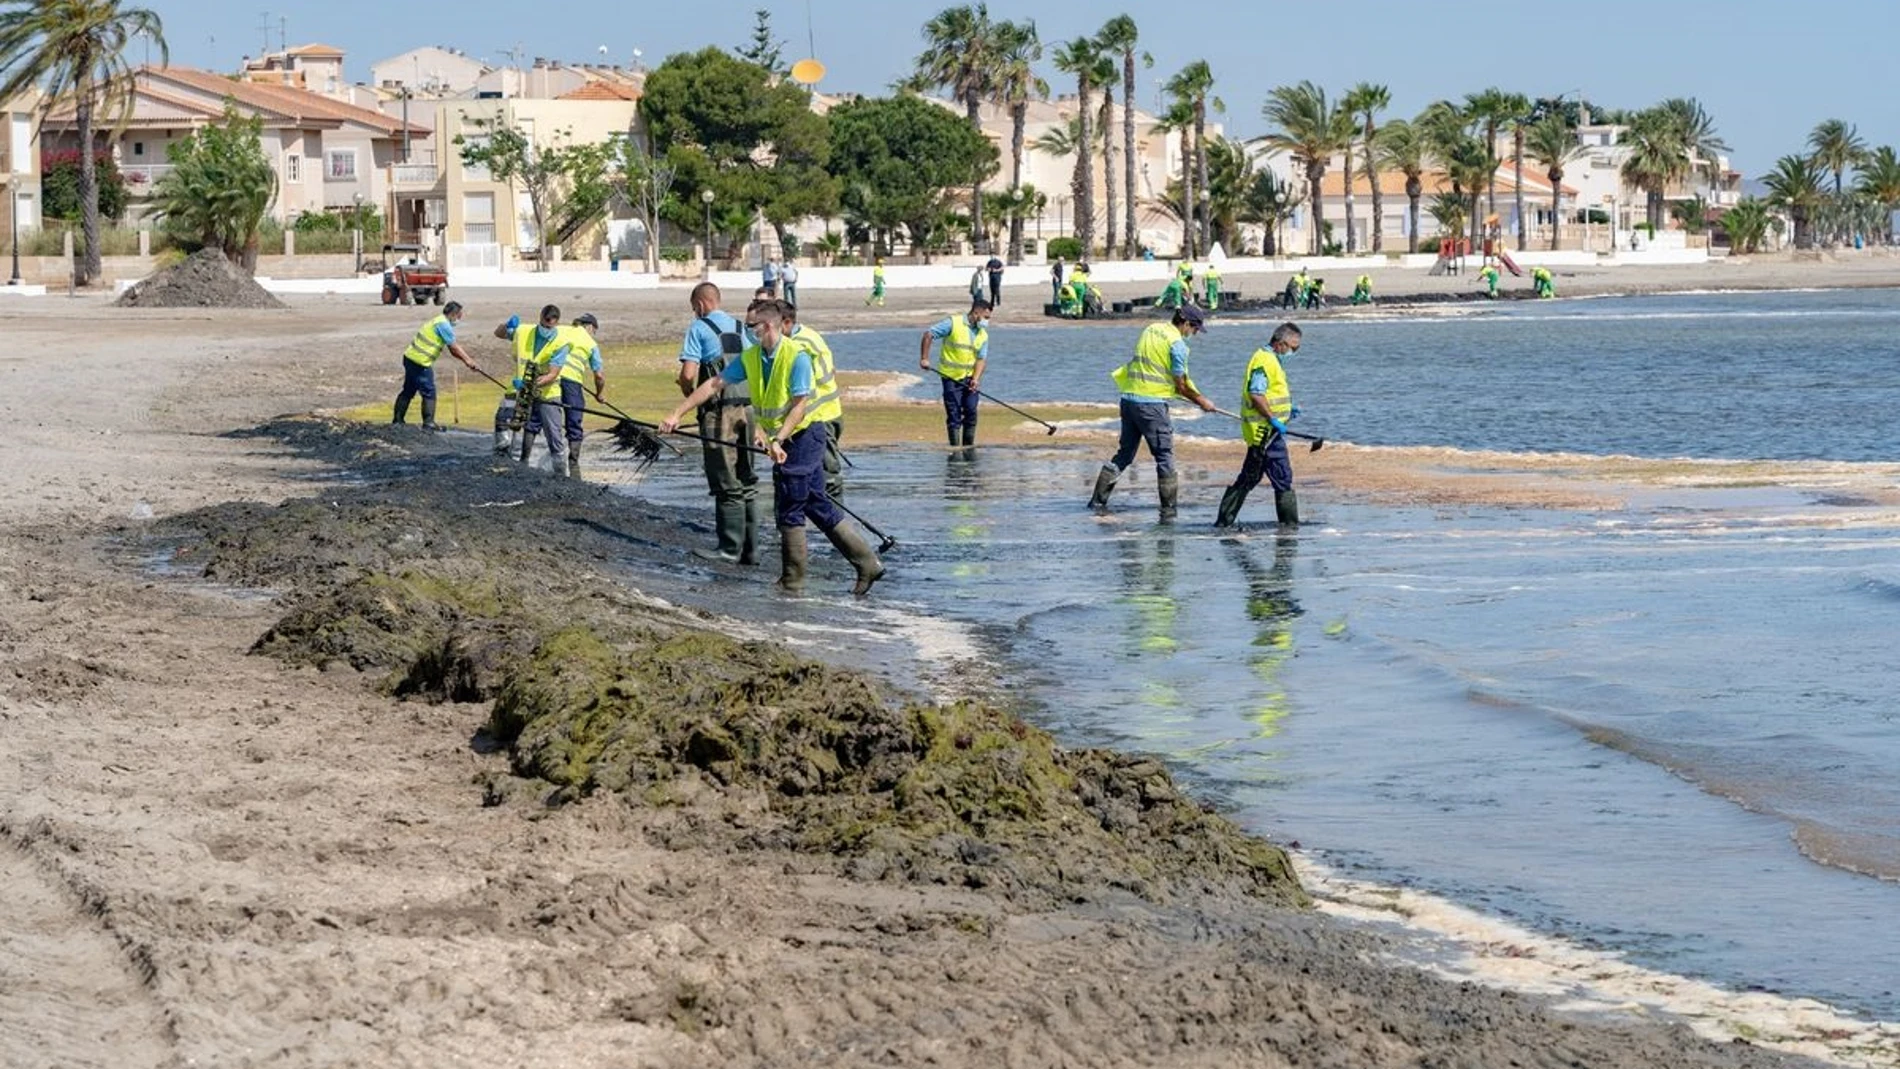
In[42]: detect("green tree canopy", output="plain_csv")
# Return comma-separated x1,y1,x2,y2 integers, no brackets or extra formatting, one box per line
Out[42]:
826,93,994,257
150,101,275,268
456,117,613,270
40,148,127,223
640,46,835,253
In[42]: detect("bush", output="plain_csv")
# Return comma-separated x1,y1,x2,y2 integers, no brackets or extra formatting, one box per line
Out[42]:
659,245,695,263
40,151,129,224
19,224,154,256
1046,236,1082,260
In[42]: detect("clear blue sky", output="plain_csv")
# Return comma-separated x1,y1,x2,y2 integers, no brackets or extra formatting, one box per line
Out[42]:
150,0,1894,176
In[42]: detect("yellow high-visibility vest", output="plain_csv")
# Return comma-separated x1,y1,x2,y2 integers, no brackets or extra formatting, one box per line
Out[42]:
745,339,841,436
938,316,988,378
1112,322,1188,401
1239,347,1292,446
403,314,451,367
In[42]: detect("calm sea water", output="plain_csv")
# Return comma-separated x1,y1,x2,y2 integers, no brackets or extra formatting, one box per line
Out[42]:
606,288,1900,1023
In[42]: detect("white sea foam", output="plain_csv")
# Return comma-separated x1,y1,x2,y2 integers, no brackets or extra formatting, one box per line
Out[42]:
1296,856,1900,1067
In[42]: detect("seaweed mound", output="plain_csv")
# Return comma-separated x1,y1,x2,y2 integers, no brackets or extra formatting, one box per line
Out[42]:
116,248,285,309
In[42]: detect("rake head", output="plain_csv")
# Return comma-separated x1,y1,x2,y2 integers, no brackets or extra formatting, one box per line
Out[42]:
609,419,667,471
1309,438,1325,453
875,534,898,554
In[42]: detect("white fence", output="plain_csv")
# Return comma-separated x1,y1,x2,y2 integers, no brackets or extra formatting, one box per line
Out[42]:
448,242,501,270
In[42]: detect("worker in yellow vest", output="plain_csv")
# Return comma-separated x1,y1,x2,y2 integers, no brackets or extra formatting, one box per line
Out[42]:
553,312,607,477
786,303,845,501
919,297,993,450
1215,322,1304,528
1203,262,1222,310
660,298,885,596
1087,304,1216,521
394,300,478,430
512,303,581,475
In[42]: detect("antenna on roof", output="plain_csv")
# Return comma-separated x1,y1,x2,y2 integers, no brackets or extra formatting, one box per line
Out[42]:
257,11,272,55
279,15,287,55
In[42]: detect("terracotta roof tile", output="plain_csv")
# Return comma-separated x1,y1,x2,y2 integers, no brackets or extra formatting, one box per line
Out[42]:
557,80,641,102
144,65,424,137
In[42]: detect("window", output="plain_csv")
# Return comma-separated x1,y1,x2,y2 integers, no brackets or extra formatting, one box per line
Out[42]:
325,149,357,181
460,134,490,180
132,141,144,156
286,154,301,182
462,191,495,244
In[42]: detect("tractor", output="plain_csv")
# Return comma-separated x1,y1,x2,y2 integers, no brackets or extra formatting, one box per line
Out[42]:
378,243,448,305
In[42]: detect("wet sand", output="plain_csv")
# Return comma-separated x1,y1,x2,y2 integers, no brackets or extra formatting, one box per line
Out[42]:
0,265,1881,1068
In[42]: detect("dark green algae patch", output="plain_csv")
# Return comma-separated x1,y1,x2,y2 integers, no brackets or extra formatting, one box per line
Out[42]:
164,416,1308,908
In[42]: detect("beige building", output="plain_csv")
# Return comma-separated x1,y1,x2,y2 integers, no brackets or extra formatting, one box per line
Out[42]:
238,44,348,99
369,46,489,94
39,65,427,232
432,92,640,266
2,90,43,266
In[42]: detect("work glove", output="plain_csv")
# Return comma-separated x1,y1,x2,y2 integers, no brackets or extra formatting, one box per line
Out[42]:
1288,405,1302,421
1268,416,1288,435
506,314,520,331
511,377,524,391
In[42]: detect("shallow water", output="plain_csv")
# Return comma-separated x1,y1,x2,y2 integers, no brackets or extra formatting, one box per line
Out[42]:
606,288,1900,1023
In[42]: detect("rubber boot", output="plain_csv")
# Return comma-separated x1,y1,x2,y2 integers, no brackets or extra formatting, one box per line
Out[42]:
421,396,440,431
1274,489,1301,526
566,441,581,479
1087,464,1120,511
693,500,745,562
739,499,761,566
947,426,961,448
1158,472,1180,523
1215,484,1247,529
550,446,572,478
393,396,411,424
777,525,808,594
493,429,514,456
824,525,886,596
961,424,977,448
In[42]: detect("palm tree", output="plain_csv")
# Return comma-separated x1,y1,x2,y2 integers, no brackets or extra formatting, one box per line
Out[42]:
0,0,167,285
909,4,998,252
1463,87,1516,228
1167,60,1220,255
1620,106,1690,231
1262,81,1352,256
1762,154,1826,249
1428,192,1467,243
1719,196,1771,254
1524,115,1582,251
1240,166,1300,256
1375,118,1429,252
1051,36,1101,255
1419,99,1487,249
1096,14,1149,260
1808,118,1865,196
990,19,1044,265
1091,52,1119,258
1494,91,1530,250
1202,135,1254,253
1344,82,1390,253
1854,145,1900,244
1660,98,1728,202
1153,99,1195,257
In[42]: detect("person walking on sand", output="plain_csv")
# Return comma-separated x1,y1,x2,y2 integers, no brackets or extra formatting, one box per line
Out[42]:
920,298,992,451
969,265,988,304
1087,304,1215,521
866,257,886,306
1050,258,1065,305
678,282,760,564
762,257,781,299
1215,322,1304,529
987,257,1004,308
660,299,885,597
780,258,799,306
785,302,845,502
554,313,607,478
394,300,478,431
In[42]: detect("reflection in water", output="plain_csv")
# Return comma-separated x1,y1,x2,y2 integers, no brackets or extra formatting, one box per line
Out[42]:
943,454,990,581
1117,536,1181,715
1226,535,1302,740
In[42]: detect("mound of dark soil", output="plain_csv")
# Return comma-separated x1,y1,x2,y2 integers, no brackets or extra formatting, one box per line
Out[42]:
116,247,285,309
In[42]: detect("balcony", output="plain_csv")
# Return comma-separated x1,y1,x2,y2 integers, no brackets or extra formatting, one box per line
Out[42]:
121,163,174,192
391,163,439,187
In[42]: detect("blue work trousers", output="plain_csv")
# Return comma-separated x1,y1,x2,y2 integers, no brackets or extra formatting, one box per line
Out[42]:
773,424,844,532
1109,399,1176,477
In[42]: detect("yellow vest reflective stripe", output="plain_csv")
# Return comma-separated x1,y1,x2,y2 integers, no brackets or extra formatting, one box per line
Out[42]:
744,339,838,436
1240,347,1292,446
792,325,842,418
938,316,987,377
513,324,566,401
403,314,450,367
1112,322,1185,401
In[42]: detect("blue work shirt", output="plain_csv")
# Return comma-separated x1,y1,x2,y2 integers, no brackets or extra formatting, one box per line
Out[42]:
530,324,572,368
1119,338,1193,404
722,340,813,398
680,310,741,369
432,320,456,346
927,317,991,358
1248,368,1269,396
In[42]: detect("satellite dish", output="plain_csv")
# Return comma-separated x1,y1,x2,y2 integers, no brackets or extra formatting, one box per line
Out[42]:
789,57,826,85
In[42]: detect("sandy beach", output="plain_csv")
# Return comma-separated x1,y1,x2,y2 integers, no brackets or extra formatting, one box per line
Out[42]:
0,256,1887,1069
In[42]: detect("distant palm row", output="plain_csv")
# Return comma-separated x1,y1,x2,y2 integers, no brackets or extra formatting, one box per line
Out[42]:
909,4,1900,257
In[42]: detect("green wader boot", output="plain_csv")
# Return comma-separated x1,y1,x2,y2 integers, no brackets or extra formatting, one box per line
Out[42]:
420,397,440,430
824,525,886,596
777,525,808,594
1215,484,1248,529
1087,464,1120,511
739,499,761,566
566,442,581,479
1158,472,1180,522
693,500,747,562
1275,489,1301,526
961,425,977,448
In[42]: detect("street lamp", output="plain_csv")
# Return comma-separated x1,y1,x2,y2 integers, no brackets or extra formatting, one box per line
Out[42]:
8,178,20,286
352,191,364,263
700,188,715,274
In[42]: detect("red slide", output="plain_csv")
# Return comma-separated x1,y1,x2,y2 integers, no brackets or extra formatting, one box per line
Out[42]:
1497,248,1524,276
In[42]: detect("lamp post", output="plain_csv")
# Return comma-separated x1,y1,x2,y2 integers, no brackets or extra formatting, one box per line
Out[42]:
1056,194,1068,240
700,188,715,276
8,178,20,286
351,191,364,263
